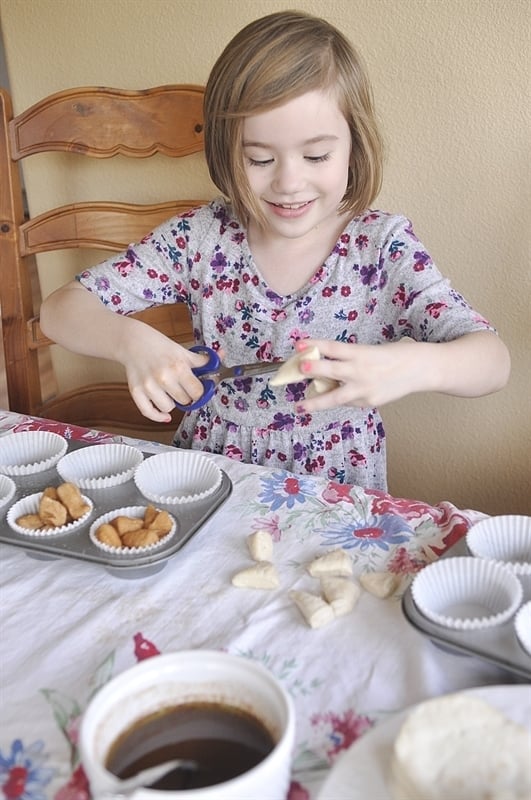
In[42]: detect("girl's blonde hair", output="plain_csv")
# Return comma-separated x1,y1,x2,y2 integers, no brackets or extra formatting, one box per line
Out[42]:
204,10,384,227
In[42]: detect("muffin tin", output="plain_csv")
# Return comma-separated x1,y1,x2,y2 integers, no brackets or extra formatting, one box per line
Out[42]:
402,536,531,680
0,438,232,578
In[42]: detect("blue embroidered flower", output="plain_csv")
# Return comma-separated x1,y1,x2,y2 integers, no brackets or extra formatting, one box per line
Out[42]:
317,514,413,551
258,470,319,510
0,739,55,800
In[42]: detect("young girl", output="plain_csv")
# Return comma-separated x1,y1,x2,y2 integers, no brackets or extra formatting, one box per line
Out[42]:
40,10,510,491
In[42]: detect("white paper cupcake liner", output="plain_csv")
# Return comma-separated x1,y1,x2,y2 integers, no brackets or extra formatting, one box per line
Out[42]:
134,451,222,505
57,443,144,489
7,491,93,537
89,505,177,555
466,515,531,576
0,474,16,509
411,556,523,630
514,601,531,656
0,431,68,475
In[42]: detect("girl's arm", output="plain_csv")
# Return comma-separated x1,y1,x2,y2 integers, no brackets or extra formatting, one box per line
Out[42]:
40,280,207,421
293,332,510,412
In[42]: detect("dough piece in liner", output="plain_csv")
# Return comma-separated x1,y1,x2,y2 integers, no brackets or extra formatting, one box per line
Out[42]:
290,590,335,629
232,562,280,589
320,576,361,616
16,513,45,530
56,482,91,520
96,523,123,549
39,495,68,528
390,693,531,800
269,346,320,386
307,548,353,577
247,529,273,562
360,571,400,598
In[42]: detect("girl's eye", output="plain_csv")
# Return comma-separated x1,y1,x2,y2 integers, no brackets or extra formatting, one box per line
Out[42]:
247,157,274,167
305,153,331,163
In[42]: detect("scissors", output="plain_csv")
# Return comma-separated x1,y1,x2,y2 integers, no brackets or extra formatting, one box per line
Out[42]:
175,345,281,411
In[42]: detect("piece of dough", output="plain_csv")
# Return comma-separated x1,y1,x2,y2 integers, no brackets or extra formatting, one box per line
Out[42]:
290,590,335,629
231,562,280,589
359,571,400,598
307,549,353,577
247,530,273,562
269,346,320,386
305,376,341,398
390,693,531,800
320,576,361,616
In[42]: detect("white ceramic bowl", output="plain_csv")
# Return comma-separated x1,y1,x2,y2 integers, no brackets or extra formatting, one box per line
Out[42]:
134,451,222,505
79,651,295,800
57,443,143,489
411,556,523,630
0,431,68,475
466,515,531,576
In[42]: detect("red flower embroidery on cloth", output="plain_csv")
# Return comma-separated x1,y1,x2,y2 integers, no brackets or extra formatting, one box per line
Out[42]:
3,765,28,799
321,482,356,505
54,764,90,800
311,709,373,760
287,781,310,800
387,545,426,575
366,490,471,554
134,632,161,661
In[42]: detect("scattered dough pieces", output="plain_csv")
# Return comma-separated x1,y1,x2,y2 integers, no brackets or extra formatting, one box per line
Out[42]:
290,590,335,629
307,548,353,578
247,530,273,562
321,576,361,616
232,562,280,589
269,346,320,387
360,571,400,598
390,693,531,800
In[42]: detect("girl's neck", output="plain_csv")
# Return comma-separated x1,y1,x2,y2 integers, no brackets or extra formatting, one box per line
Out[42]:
247,212,351,296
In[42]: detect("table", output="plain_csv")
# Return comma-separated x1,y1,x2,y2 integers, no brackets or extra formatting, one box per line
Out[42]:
0,409,526,800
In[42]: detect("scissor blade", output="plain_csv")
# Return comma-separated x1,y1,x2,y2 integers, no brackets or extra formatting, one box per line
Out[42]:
217,362,283,380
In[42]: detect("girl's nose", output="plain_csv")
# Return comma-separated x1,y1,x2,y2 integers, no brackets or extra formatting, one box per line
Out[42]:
271,158,304,194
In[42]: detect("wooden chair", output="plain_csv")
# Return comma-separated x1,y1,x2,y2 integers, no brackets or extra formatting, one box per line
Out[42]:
0,84,206,443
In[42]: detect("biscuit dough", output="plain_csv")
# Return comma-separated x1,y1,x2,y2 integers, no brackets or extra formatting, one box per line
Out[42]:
391,693,531,800
231,562,280,589
290,590,335,629
321,576,361,616
360,571,400,598
307,549,353,577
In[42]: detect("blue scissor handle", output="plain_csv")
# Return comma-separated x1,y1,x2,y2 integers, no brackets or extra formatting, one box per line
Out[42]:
174,345,220,412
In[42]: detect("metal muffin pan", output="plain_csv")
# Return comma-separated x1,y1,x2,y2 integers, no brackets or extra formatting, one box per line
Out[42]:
402,536,531,680
0,440,232,578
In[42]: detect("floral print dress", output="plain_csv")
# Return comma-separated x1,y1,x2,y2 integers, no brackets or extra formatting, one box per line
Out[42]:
77,198,494,490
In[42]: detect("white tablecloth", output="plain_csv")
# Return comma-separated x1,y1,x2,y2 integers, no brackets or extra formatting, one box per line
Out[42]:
0,410,524,800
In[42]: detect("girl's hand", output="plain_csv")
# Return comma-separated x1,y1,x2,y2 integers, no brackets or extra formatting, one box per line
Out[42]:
293,338,427,412
121,323,209,422
293,331,509,412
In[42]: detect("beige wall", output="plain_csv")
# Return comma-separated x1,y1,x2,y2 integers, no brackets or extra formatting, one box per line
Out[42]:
1,0,529,514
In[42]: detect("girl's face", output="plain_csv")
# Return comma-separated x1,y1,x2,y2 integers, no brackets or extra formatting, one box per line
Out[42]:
242,90,352,241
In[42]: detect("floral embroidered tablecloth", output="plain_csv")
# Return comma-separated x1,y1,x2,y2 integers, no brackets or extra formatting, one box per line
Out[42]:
0,410,518,800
